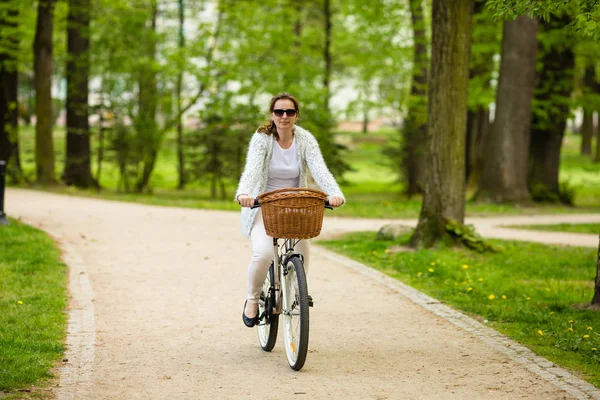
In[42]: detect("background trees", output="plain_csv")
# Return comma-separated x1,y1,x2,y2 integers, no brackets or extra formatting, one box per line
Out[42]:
1,0,599,213
0,0,23,182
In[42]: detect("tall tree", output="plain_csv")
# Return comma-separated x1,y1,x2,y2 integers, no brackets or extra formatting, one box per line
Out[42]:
34,0,57,184
135,0,159,192
580,65,595,155
402,0,428,196
410,0,473,248
63,0,96,187
477,16,538,202
176,0,186,189
323,0,332,112
593,233,600,305
596,115,600,162
466,0,499,191
0,1,23,181
529,12,575,200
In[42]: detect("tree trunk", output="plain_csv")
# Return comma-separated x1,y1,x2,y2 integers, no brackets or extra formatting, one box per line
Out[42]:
595,111,600,162
582,108,594,155
176,0,186,190
529,14,575,198
478,16,538,203
593,232,600,304
135,1,159,193
465,0,495,192
64,0,96,188
581,66,595,156
34,0,57,185
96,105,105,184
466,107,490,190
0,4,23,182
402,0,428,196
323,0,331,112
409,0,473,248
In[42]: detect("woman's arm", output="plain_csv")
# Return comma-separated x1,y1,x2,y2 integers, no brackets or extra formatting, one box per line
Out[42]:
304,134,345,204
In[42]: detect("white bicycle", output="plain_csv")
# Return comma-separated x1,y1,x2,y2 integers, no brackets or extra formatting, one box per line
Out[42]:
250,188,332,371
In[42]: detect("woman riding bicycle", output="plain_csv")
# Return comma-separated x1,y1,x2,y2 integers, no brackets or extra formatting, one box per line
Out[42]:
235,92,345,328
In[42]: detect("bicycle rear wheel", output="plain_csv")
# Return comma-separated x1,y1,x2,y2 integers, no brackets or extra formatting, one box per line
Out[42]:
282,257,309,371
258,264,278,351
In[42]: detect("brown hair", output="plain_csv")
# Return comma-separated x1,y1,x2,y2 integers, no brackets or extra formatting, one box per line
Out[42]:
257,92,300,139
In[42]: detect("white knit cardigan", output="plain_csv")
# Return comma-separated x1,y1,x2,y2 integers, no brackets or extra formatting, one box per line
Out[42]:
235,125,345,238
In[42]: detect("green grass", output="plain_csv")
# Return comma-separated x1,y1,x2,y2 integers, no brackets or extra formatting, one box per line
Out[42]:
560,134,600,208
0,219,68,395
506,223,600,235
319,232,600,387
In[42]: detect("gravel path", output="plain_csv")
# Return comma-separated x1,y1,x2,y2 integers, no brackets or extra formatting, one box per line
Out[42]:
7,188,600,400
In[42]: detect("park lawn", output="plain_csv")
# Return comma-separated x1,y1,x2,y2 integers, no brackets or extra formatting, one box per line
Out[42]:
505,223,600,235
318,232,600,388
0,219,68,397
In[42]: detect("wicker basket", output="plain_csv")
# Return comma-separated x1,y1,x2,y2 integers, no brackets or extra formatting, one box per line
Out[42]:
258,188,328,239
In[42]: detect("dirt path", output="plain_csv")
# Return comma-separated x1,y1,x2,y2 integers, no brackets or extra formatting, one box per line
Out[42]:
6,188,600,400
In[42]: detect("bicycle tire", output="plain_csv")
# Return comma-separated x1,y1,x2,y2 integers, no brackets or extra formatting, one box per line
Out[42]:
258,264,278,351
282,256,309,371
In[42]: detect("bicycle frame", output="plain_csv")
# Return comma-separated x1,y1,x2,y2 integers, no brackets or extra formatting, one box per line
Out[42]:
270,238,303,316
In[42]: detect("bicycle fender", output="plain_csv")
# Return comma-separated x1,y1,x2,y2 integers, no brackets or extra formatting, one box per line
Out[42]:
283,253,304,268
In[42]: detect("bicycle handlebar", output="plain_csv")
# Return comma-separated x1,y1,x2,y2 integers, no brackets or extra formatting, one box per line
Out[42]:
250,198,333,210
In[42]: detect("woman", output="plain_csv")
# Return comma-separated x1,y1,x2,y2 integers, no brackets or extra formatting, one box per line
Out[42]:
235,93,345,327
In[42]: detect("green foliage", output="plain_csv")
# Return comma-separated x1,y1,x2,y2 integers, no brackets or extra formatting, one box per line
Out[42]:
0,219,67,392
185,92,260,199
488,0,600,39
468,1,502,110
320,232,600,387
446,219,501,253
531,9,578,132
530,180,578,205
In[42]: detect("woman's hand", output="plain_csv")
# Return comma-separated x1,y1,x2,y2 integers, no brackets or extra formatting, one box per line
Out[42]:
329,196,344,208
237,194,254,208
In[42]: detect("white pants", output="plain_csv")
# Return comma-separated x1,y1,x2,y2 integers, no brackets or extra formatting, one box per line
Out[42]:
247,210,310,304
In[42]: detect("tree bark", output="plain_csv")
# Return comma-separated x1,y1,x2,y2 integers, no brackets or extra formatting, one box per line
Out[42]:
409,0,473,248
593,232,600,304
596,111,600,162
529,14,575,198
135,0,159,193
581,66,595,156
34,0,57,185
176,0,186,189
323,0,331,113
402,0,428,196
581,108,594,155
466,107,489,190
478,16,538,203
0,4,23,181
465,0,494,191
64,0,97,188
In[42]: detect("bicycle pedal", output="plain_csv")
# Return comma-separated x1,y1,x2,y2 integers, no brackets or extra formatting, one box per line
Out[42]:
308,295,314,307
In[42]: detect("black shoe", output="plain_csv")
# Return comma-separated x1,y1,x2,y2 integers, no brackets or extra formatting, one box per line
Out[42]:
308,295,314,307
242,300,259,328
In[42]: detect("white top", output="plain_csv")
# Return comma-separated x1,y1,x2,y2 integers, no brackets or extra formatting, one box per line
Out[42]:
265,138,300,192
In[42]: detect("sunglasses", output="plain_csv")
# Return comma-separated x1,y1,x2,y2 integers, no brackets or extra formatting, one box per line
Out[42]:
273,109,298,117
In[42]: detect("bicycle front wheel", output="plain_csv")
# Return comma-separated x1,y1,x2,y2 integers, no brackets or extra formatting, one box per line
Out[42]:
258,264,278,351
281,256,309,371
